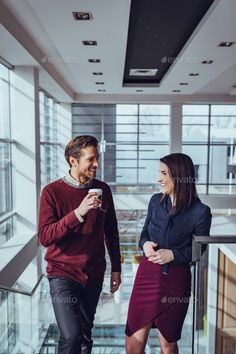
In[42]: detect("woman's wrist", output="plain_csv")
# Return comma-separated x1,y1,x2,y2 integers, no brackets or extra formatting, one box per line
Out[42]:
169,250,174,261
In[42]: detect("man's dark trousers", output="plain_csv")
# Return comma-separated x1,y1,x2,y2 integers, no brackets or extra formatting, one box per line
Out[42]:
49,277,102,354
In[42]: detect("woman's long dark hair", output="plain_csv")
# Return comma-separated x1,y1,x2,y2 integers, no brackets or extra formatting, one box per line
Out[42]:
160,153,199,214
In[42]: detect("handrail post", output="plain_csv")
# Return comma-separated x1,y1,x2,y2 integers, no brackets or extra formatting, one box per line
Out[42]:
192,262,197,354
192,237,202,263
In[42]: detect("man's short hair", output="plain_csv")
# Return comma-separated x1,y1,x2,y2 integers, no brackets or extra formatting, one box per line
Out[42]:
65,135,98,167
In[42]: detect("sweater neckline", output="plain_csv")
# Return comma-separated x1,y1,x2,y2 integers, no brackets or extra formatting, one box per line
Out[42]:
62,171,94,189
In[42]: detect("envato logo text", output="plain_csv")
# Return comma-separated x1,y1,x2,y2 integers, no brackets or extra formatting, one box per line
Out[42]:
161,296,190,304
161,56,199,64
173,176,197,183
41,56,79,64
52,296,78,304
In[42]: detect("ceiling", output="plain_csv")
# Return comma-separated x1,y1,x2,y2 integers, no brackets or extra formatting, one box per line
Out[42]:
124,0,214,86
0,0,236,102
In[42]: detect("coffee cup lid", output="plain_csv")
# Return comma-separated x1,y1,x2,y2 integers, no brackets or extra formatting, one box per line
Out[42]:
88,188,102,193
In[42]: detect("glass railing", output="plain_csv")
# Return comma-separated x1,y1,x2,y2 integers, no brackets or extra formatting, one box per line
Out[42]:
1,235,236,354
192,235,236,354
0,274,54,354
0,211,16,248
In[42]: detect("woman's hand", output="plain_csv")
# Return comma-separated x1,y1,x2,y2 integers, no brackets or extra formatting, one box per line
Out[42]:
143,241,158,258
148,249,174,264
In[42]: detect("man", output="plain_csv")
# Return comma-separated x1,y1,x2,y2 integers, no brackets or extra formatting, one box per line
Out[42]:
38,135,121,354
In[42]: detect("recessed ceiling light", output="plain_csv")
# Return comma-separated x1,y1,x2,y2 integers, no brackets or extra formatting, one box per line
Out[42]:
189,73,199,77
73,12,93,20
179,82,189,85
136,89,143,92
95,82,105,85
129,69,158,76
218,42,235,47
98,89,106,92
202,60,214,64
88,59,100,63
173,89,181,93
93,72,103,75
82,40,97,46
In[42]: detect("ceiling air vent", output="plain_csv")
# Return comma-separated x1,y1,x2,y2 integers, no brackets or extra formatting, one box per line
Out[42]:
73,12,93,20
129,69,158,76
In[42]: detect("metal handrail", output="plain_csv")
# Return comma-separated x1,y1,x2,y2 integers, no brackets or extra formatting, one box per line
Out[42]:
192,235,236,263
193,235,236,243
0,138,16,143
0,274,45,296
0,210,17,224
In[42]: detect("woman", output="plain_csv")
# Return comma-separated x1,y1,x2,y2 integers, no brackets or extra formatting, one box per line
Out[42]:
125,153,212,354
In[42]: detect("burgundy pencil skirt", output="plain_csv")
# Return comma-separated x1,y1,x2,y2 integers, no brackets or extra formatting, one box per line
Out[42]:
125,256,191,343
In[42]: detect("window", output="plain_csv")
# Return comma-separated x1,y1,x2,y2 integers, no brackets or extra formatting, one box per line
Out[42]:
0,63,15,247
72,104,170,192
40,91,59,187
182,104,236,194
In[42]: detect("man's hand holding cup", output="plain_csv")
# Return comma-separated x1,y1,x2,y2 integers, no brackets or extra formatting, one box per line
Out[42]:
88,188,102,208
75,189,102,217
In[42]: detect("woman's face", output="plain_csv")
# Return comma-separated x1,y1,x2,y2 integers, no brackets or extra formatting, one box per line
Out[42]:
158,162,174,196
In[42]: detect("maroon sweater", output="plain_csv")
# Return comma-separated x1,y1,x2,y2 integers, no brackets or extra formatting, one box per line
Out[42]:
38,178,121,284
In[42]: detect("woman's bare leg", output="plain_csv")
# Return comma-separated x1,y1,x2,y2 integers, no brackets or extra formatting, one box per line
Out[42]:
125,320,153,354
157,330,178,354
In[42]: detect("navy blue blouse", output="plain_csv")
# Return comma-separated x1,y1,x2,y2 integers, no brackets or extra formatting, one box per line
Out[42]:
139,193,212,267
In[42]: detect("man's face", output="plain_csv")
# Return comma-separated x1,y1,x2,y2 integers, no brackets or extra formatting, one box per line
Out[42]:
69,146,100,183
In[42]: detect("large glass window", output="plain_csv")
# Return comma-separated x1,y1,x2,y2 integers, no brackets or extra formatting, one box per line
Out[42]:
210,105,236,194
72,104,170,191
0,63,15,247
114,105,170,187
0,142,12,216
0,65,10,139
0,64,12,215
40,91,59,187
182,104,236,194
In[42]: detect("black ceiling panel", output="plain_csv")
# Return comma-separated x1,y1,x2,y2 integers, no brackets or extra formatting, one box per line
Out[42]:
123,0,215,87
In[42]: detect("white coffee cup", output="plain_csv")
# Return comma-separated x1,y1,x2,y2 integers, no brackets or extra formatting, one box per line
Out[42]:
88,188,102,207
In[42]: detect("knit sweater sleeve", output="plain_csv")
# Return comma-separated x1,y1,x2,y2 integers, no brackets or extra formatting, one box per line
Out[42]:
38,186,81,247
104,187,121,273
